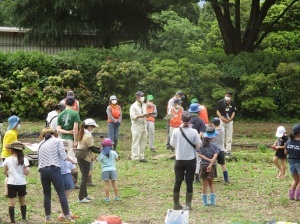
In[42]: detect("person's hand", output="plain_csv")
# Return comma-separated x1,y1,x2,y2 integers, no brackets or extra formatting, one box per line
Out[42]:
73,142,77,149
206,166,212,173
69,130,73,135
271,145,277,151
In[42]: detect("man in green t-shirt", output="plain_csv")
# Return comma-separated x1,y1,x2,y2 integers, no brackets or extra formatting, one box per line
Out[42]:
57,98,81,188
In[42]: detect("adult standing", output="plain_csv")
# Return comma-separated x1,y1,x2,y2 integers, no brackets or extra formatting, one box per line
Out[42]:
106,95,122,151
166,91,185,150
188,103,206,182
170,111,201,210
146,95,157,152
76,119,101,203
129,91,148,162
60,90,80,112
38,127,75,223
46,104,66,132
57,98,81,188
216,90,236,157
190,98,209,124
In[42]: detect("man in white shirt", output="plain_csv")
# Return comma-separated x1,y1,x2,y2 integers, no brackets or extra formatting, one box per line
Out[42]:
130,91,148,162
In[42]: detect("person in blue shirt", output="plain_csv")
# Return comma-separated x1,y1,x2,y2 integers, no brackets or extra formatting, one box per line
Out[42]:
97,138,120,202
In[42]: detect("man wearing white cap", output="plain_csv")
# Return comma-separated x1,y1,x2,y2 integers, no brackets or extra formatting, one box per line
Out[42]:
130,91,148,162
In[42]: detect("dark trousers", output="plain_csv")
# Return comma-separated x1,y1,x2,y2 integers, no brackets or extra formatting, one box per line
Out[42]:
77,159,90,200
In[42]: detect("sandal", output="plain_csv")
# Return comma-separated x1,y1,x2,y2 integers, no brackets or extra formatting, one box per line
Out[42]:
58,217,65,221
71,215,80,219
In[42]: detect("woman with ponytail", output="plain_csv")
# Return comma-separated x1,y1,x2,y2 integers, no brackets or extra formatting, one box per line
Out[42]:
3,141,29,223
170,111,201,210
76,119,101,203
38,127,75,223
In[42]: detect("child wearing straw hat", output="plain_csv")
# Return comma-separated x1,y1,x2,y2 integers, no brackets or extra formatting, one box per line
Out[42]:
3,141,29,223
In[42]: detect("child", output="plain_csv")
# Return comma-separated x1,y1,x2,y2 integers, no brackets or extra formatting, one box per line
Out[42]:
198,126,219,206
211,117,229,182
58,155,79,221
271,126,288,178
285,124,300,200
97,138,120,202
3,141,29,223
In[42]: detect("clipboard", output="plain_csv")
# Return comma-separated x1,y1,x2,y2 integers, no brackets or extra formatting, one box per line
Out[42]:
163,114,174,120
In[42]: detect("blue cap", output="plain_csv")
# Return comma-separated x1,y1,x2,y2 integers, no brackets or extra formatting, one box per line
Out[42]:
7,115,20,130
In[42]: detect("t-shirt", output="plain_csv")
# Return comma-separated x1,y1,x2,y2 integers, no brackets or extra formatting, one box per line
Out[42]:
276,135,288,147
46,110,59,131
216,99,236,119
285,139,300,164
98,151,118,172
77,130,94,162
170,127,201,160
60,160,76,175
199,143,219,165
57,108,81,140
190,115,206,134
212,126,225,151
4,156,29,185
1,129,18,158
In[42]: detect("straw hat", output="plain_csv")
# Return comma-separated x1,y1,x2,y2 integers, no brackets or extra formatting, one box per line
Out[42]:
39,127,56,140
7,141,25,151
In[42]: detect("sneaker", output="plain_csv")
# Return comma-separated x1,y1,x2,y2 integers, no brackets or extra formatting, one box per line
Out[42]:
78,198,91,203
139,159,148,163
114,196,121,201
104,198,110,202
85,195,94,200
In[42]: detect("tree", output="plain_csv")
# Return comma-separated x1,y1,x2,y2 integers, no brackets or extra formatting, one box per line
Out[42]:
0,0,196,48
206,0,300,54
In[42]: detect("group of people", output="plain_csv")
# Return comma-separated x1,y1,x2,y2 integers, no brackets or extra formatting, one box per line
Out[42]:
0,91,120,223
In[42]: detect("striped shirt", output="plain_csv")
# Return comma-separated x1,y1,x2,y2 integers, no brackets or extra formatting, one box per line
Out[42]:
38,137,68,169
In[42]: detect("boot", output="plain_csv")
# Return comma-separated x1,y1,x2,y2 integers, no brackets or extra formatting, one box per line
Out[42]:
201,194,209,206
72,172,80,189
195,174,200,183
113,140,118,151
173,192,182,210
87,176,95,187
223,170,229,182
294,190,300,201
210,193,216,206
288,189,295,200
185,192,193,210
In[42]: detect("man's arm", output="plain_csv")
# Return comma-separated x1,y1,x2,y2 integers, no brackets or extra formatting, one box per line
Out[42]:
57,125,73,135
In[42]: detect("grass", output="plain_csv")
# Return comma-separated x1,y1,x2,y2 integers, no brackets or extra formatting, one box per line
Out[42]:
0,120,300,223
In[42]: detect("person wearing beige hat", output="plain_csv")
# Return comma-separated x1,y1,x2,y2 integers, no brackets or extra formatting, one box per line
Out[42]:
60,90,80,112
38,127,75,223
3,141,29,224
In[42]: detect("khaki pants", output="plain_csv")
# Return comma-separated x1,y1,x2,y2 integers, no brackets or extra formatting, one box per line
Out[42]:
63,139,77,163
220,120,233,154
131,130,147,160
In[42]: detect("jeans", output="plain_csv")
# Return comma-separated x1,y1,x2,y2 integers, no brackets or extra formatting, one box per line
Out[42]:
39,166,69,216
108,122,120,142
77,159,90,200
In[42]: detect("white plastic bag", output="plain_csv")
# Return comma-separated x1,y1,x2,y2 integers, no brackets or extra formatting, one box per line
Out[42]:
165,209,189,224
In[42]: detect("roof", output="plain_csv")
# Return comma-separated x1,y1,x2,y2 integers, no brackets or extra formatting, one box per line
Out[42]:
0,26,29,33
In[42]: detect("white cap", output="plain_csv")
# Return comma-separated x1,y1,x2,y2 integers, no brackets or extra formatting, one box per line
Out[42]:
275,126,286,137
84,118,99,127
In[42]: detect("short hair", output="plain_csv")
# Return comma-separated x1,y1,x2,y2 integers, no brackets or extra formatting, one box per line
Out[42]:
226,90,233,96
66,98,75,106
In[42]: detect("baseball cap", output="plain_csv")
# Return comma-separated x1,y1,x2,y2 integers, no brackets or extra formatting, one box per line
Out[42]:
84,118,99,127
174,99,181,105
292,124,300,134
147,95,154,101
176,91,185,98
275,126,286,137
67,91,75,99
191,98,198,104
135,91,144,97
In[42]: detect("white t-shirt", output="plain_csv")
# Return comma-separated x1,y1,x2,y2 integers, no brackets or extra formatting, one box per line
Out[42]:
170,127,201,160
4,156,29,185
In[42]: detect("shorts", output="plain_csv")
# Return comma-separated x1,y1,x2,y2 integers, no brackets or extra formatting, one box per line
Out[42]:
7,184,27,198
174,158,196,183
62,173,75,191
199,164,217,179
289,163,300,175
275,149,287,159
102,171,118,181
217,151,225,165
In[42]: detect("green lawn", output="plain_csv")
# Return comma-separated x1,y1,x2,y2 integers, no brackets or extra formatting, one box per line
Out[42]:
0,120,299,224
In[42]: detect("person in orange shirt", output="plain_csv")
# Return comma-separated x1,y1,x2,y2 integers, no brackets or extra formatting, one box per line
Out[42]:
60,90,80,112
106,95,122,151
146,95,157,152
168,99,183,151
191,98,209,124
